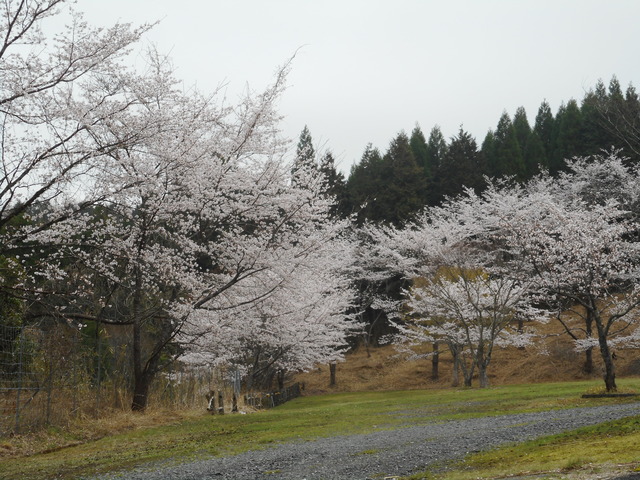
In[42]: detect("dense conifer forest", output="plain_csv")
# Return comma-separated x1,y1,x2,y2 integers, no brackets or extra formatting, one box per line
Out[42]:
309,77,640,227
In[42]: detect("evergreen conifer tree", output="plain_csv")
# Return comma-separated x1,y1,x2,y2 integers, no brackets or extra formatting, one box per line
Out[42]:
379,132,426,225
513,106,546,178
588,77,640,161
552,99,582,174
346,144,385,224
580,87,617,157
410,124,431,178
319,151,348,217
492,112,526,179
534,100,555,169
524,131,547,177
436,128,484,200
512,107,531,158
481,130,497,178
426,126,448,177
292,125,317,185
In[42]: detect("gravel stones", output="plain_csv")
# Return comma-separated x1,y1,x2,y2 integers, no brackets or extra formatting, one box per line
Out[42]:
86,402,640,480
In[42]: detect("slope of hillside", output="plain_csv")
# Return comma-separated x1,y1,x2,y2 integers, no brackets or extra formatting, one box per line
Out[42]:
296,323,640,395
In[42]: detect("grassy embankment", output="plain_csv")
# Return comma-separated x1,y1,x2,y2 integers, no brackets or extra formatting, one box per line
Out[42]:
2,379,640,480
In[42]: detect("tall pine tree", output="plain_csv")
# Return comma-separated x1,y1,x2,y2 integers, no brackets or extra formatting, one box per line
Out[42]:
319,151,348,217
410,124,430,178
491,112,526,179
292,125,317,185
533,100,555,171
379,131,426,225
346,144,385,224
435,128,484,201
426,126,448,177
513,106,546,178
552,99,582,174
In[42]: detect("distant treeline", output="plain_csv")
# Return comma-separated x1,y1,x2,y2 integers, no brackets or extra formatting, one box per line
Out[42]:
302,76,640,226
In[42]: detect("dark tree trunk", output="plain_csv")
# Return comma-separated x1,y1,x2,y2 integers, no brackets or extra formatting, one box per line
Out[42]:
277,371,285,390
131,372,152,411
431,342,439,381
131,267,146,411
478,364,489,388
477,342,493,388
450,345,460,387
329,363,336,386
599,339,617,392
217,391,224,414
130,265,163,411
460,351,475,388
583,309,594,374
583,348,594,375
132,346,163,411
594,309,617,392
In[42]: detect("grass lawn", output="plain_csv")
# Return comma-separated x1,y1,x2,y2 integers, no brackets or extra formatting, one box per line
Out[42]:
1,379,639,480
403,415,640,480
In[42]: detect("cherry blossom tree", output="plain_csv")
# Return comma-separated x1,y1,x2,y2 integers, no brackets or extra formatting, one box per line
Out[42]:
367,192,543,387
0,1,188,410
519,153,640,374
405,268,536,387
497,156,640,392
179,224,358,391
0,1,358,411
0,0,164,335
75,61,359,409
0,0,154,254
428,152,640,392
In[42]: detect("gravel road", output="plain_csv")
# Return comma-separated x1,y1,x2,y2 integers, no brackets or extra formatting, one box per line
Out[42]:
86,402,640,480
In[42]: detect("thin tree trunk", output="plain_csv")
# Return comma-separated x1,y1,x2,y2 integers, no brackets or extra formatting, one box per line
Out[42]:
598,336,617,392
450,345,460,387
460,351,475,388
431,342,439,381
329,363,336,386
478,342,492,388
131,267,146,411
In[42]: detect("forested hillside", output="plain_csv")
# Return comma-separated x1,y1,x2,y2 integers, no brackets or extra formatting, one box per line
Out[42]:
309,77,640,226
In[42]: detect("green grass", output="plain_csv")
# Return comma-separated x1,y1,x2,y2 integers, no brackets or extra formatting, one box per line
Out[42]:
401,380,640,480
2,379,640,480
402,416,640,480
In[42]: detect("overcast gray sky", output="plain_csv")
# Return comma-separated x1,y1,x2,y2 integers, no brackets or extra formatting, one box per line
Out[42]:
79,0,640,174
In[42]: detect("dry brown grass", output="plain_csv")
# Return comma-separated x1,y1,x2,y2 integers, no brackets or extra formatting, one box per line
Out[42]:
296,319,640,395
0,405,204,459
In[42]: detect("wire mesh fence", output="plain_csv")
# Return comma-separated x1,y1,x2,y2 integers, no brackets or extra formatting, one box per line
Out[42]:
0,322,302,437
0,322,91,436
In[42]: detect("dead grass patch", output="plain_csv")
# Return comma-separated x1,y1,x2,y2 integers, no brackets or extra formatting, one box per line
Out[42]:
0,406,202,459
296,319,640,394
